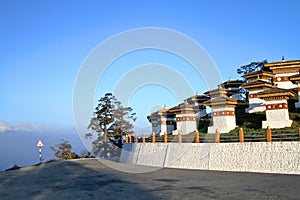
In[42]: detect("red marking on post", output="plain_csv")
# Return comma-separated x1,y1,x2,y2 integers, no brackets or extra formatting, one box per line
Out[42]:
36,140,44,147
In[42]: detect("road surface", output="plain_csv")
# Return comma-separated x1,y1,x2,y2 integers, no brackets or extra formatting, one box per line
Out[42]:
0,158,299,199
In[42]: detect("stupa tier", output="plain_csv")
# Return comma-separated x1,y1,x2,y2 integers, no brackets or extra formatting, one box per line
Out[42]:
204,87,238,134
256,88,296,129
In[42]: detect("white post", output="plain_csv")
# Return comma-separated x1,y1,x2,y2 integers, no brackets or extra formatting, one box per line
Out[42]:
36,139,44,163
39,147,42,162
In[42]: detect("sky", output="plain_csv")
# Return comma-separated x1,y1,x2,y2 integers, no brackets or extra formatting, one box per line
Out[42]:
0,1,300,168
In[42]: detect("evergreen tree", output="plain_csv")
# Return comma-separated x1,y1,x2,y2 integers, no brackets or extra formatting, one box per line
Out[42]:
87,93,136,158
237,60,268,75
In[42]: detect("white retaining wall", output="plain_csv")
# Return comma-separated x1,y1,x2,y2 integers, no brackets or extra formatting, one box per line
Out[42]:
120,142,300,174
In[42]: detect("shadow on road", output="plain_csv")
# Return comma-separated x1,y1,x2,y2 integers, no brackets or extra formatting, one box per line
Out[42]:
0,159,161,200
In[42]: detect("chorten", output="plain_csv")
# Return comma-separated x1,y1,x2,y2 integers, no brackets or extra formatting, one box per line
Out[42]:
289,72,300,108
169,102,197,135
242,70,274,113
170,93,209,135
218,78,244,100
256,88,296,129
264,58,300,89
184,92,210,118
147,105,175,136
204,87,238,134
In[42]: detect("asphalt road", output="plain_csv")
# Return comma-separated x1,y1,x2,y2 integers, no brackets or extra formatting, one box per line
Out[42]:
0,158,299,200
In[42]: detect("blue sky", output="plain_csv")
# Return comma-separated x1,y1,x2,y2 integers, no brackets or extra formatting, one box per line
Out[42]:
1,0,300,134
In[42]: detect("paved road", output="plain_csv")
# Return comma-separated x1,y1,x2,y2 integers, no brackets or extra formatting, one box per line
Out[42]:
0,158,299,199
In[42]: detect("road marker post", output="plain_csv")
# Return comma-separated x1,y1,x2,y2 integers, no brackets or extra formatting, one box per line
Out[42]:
36,139,44,162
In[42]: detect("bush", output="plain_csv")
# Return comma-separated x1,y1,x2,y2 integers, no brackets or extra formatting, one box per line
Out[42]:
50,139,79,160
5,164,20,171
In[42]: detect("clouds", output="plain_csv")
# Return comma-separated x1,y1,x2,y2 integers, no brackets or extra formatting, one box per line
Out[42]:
0,122,41,133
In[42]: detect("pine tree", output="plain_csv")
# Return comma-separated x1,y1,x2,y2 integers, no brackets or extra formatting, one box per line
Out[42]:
237,60,268,75
86,93,136,158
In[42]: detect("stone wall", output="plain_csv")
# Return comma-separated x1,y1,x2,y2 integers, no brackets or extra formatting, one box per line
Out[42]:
120,142,300,174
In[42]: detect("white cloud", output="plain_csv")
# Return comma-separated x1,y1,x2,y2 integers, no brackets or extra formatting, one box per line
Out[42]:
0,122,41,133
0,123,6,132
